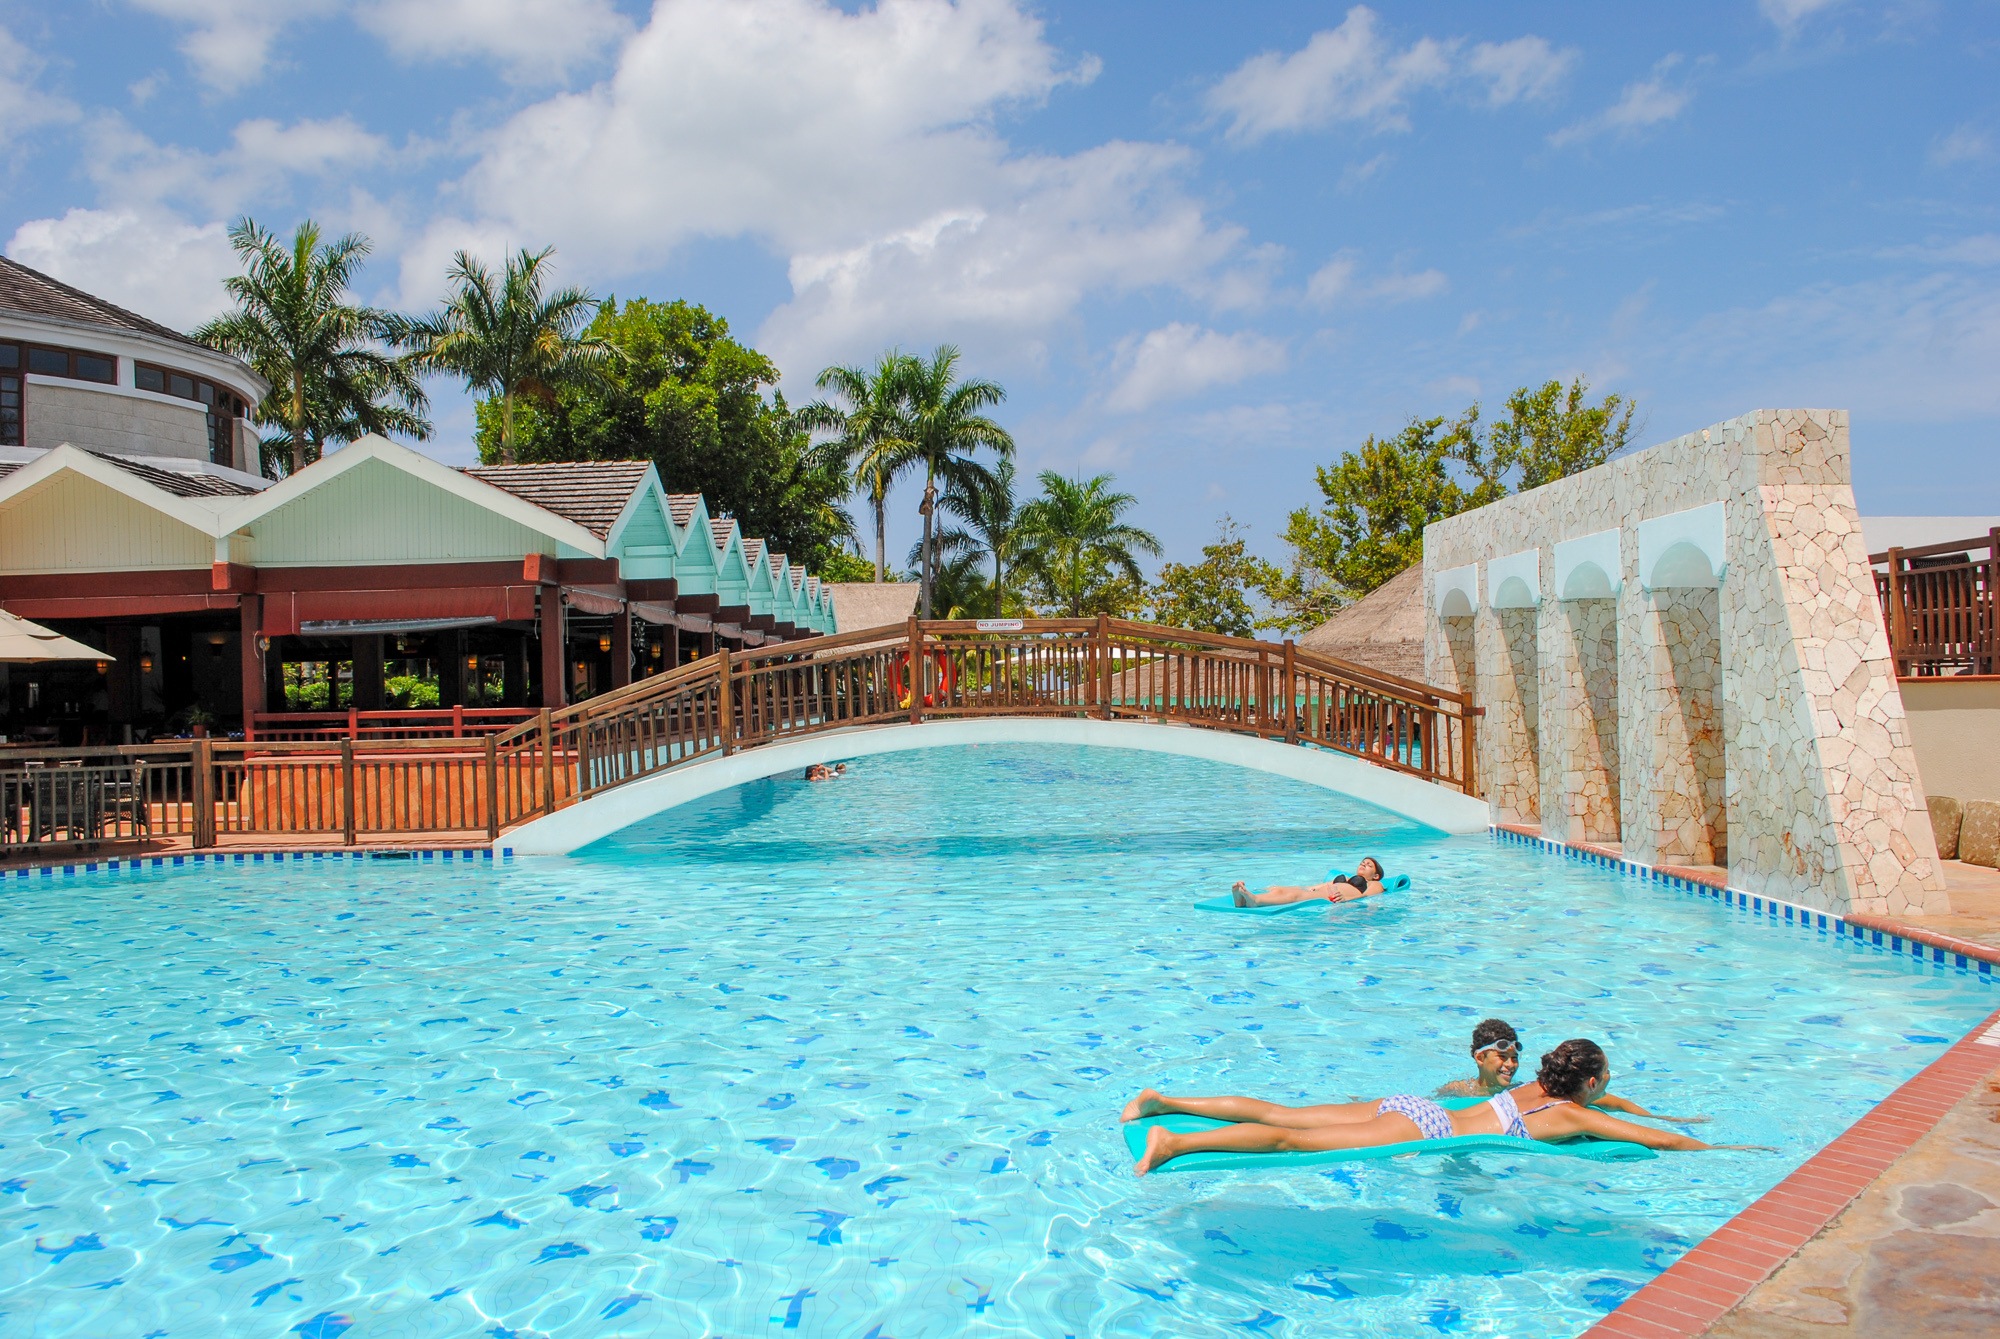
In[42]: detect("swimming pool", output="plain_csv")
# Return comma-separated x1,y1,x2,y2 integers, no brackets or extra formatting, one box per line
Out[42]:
2,744,1992,1337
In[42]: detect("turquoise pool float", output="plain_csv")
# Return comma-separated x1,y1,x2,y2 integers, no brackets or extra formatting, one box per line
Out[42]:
1121,1109,1657,1171
1196,871,1411,914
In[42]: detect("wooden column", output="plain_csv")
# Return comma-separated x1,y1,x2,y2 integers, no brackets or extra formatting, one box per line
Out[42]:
1884,546,1909,677
611,612,633,688
352,634,385,710
539,590,566,709
238,595,266,718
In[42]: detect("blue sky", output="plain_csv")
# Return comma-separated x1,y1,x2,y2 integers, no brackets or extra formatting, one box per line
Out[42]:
2,1,1995,567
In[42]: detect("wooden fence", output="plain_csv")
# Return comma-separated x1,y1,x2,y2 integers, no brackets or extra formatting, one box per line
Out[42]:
1873,531,1999,677
3,618,1478,858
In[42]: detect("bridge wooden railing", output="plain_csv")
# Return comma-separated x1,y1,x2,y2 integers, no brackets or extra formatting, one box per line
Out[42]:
1873,530,1999,677
489,616,1480,825
2,619,1478,858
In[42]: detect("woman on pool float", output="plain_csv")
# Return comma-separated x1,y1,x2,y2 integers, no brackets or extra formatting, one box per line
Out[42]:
1125,1039,1767,1175
1230,856,1387,908
1434,1019,1708,1121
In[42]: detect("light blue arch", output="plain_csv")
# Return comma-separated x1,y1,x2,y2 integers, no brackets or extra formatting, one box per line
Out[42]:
502,718,1491,854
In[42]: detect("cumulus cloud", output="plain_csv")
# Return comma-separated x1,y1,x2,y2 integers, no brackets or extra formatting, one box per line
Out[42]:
1549,56,1692,147
0,26,78,148
1305,250,1447,306
78,112,391,217
1758,0,1845,34
1103,323,1286,413
1205,7,1576,142
127,0,337,95
7,209,237,329
417,0,1251,377
1464,36,1576,106
1930,123,1993,169
354,0,632,83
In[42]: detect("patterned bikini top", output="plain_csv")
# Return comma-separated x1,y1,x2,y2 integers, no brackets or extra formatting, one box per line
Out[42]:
1487,1088,1570,1139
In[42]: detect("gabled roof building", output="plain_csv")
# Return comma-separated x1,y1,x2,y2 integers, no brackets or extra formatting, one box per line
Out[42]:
0,261,837,745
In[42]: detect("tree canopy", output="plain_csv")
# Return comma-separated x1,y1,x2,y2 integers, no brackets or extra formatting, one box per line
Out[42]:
476,297,854,569
1016,472,1161,618
1150,518,1286,638
195,217,428,477
1272,377,1636,623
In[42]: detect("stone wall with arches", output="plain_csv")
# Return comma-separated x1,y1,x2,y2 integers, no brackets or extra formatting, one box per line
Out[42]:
1423,408,1944,919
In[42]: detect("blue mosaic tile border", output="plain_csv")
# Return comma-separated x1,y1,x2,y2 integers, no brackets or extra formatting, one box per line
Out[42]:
1490,826,1997,978
4,846,514,879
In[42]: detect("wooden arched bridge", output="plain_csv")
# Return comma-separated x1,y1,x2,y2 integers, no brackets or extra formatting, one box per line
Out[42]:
1,619,1479,856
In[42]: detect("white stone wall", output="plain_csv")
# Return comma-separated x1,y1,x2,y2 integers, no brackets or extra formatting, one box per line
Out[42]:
24,380,209,459
1425,409,1944,917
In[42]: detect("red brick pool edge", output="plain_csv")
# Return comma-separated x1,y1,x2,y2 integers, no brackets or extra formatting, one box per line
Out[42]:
1582,1006,2000,1339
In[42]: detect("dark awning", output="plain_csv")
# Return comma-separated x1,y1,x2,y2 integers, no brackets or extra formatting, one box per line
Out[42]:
297,615,498,637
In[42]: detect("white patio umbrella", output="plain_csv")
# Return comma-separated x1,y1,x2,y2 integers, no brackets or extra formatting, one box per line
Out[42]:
0,609,112,663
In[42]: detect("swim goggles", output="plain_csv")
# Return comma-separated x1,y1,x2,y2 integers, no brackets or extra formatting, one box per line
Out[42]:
1473,1040,1521,1057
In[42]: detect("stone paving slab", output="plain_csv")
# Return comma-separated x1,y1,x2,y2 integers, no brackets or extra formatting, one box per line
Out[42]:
1701,1060,2000,1337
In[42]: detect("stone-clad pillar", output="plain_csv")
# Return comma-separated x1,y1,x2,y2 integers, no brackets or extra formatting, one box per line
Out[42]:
1476,599,1541,827
1541,596,1621,847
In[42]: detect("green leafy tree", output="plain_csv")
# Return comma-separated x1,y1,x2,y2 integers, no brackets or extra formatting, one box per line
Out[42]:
1149,518,1286,638
1275,378,1636,621
800,353,918,581
934,456,1023,617
815,550,880,584
195,217,429,477
1487,377,1637,491
895,346,1014,618
1016,472,1161,618
478,298,854,568
405,246,612,465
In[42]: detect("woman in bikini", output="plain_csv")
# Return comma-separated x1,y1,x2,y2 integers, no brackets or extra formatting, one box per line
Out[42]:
1230,856,1387,909
1124,1039,1767,1174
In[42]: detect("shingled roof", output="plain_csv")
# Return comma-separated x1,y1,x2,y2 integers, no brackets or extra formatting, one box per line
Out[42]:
0,450,259,499
462,461,652,539
0,255,206,349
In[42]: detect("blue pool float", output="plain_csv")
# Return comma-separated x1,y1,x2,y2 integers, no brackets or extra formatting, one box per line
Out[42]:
1122,1108,1657,1171
1195,871,1411,915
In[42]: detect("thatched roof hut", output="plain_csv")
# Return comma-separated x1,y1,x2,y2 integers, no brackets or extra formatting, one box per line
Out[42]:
1297,563,1427,682
827,582,920,634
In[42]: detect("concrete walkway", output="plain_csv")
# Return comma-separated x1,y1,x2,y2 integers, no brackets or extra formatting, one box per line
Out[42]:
1704,1058,2000,1337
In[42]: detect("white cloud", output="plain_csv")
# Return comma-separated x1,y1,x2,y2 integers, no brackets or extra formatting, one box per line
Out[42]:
0,26,78,148
78,112,391,217
126,0,336,95
1880,234,2000,267
1549,56,1692,147
354,0,633,84
421,0,1249,378
1206,7,1450,140
1305,250,1448,306
1679,270,2000,422
1465,36,1576,106
1930,123,1992,169
1205,8,1577,142
1759,0,1844,34
1103,323,1286,413
7,208,236,329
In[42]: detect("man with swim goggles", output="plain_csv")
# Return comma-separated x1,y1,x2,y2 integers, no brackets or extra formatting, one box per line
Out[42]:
1436,1018,1707,1121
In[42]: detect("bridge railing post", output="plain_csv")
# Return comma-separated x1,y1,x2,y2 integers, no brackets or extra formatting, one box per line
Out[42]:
907,617,924,725
1283,640,1298,744
1096,614,1111,719
717,648,734,755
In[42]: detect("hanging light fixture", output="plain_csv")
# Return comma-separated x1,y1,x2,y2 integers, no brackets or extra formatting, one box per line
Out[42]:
95,660,109,674
598,633,612,653
466,654,480,673
139,653,155,674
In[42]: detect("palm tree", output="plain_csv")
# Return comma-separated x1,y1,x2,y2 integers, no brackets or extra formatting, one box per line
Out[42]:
402,246,611,464
799,353,916,582
1016,471,1162,617
934,456,1022,616
195,217,428,476
896,346,1013,618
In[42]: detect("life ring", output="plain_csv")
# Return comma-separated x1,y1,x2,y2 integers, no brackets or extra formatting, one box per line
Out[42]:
889,648,956,708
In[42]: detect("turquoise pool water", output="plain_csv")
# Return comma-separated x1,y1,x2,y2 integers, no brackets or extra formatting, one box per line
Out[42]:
1,744,1993,1338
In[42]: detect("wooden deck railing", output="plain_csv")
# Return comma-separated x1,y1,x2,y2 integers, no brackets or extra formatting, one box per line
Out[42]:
1873,530,1999,677
3,619,1478,858
247,706,539,742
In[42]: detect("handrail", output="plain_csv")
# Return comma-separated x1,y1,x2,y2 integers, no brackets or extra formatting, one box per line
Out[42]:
2,619,1479,860
1870,529,1998,677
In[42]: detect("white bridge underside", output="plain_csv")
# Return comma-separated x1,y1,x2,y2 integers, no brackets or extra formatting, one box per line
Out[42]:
502,716,1491,854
